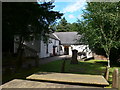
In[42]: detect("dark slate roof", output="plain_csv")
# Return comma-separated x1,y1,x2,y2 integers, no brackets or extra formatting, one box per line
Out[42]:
47,33,60,41
54,32,82,45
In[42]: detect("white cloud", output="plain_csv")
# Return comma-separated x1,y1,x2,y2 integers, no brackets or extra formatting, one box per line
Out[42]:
62,0,86,13
82,6,86,10
68,14,75,19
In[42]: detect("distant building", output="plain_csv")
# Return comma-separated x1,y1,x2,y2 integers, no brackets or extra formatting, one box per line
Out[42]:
14,32,93,58
14,33,60,58
39,33,60,58
54,32,93,58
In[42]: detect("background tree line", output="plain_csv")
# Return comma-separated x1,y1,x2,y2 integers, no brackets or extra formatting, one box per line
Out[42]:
51,17,78,32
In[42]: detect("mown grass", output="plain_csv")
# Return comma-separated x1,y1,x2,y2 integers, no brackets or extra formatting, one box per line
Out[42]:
65,60,107,75
2,59,120,88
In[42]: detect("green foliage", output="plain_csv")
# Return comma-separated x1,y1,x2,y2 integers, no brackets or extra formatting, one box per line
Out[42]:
3,2,63,45
77,2,120,66
56,17,70,32
68,23,79,32
55,17,78,32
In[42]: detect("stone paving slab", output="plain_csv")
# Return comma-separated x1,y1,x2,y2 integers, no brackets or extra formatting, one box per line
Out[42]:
1,79,100,88
26,72,109,86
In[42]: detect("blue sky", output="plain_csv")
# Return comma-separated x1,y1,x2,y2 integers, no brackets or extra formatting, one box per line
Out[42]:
52,0,87,23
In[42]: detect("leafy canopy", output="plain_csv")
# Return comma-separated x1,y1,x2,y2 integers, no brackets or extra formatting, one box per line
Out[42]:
55,17,78,32
77,2,120,67
3,2,63,41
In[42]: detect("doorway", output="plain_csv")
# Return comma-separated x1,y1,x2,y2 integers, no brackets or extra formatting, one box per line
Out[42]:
64,46,69,55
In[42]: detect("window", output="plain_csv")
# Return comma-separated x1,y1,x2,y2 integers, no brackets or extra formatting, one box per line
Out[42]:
60,46,62,51
46,44,48,54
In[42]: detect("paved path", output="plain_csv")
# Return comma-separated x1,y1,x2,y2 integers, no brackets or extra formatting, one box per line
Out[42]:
26,72,109,87
22,55,71,68
39,55,72,64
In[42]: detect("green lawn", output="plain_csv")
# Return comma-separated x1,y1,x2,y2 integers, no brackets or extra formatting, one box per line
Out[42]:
2,59,120,88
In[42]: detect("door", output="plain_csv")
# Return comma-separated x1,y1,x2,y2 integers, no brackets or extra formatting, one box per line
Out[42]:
53,47,55,56
64,46,69,55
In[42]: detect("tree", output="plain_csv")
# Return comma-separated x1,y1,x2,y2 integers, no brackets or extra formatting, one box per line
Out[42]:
3,2,63,68
56,17,70,32
69,23,79,32
77,2,120,67
56,17,78,32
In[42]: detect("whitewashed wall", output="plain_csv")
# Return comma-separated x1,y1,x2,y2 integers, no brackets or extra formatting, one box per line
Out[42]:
69,45,93,58
69,46,72,55
59,45,64,55
24,40,40,52
58,45,92,57
14,40,40,57
53,39,60,55
39,38,60,58
14,36,60,58
39,40,48,58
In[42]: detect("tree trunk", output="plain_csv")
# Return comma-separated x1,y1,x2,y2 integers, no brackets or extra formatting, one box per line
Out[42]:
17,36,23,54
104,66,110,81
104,55,110,81
16,36,24,69
107,56,110,68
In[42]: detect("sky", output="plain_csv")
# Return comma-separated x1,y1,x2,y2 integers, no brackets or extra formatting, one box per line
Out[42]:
52,0,87,23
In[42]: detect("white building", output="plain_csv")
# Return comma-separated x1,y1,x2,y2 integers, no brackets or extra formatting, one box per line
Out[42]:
39,33,60,58
14,32,93,59
14,33,60,58
54,32,93,58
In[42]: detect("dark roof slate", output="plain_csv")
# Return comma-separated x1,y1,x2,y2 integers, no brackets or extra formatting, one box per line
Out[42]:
47,33,60,41
54,32,82,45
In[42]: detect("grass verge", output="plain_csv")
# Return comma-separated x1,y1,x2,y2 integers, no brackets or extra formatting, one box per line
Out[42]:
2,59,120,88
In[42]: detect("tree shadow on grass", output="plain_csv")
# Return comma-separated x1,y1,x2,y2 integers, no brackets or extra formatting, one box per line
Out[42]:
94,61,108,66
